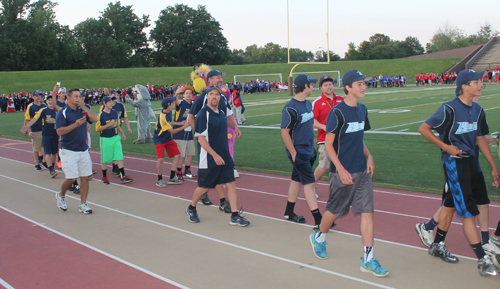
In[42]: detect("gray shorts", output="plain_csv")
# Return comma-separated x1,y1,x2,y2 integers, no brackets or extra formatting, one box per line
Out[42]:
326,170,374,217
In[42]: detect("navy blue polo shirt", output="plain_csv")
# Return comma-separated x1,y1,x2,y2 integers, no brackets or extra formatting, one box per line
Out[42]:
56,105,89,151
280,98,315,155
425,97,488,163
326,101,371,174
189,90,232,118
195,106,232,169
173,99,193,141
25,102,47,132
96,109,119,138
33,107,57,137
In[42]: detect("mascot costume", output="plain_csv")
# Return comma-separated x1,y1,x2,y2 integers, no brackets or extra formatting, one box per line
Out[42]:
191,64,239,178
125,84,156,144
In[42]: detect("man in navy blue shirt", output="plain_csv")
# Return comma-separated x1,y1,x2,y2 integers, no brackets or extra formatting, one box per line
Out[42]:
186,85,249,227
281,74,322,228
309,70,389,277
55,89,98,215
418,69,500,276
24,90,47,170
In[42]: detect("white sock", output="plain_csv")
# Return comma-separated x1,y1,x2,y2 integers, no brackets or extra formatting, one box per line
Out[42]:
364,246,374,262
315,231,326,243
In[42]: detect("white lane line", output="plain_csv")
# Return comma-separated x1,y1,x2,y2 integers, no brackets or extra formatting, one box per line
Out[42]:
0,278,14,289
372,120,425,131
0,205,190,289
0,174,395,289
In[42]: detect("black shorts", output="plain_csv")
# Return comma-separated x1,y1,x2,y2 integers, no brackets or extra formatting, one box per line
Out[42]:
197,163,235,189
442,157,484,218
288,152,316,185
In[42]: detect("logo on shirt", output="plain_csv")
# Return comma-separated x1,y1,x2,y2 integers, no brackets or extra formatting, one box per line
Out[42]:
345,121,365,133
301,111,314,123
456,122,477,134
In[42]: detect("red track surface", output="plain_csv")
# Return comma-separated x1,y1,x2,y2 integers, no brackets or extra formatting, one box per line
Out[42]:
1,136,499,287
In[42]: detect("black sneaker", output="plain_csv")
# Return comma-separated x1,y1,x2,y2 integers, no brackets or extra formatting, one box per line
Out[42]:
39,162,48,170
230,212,250,227
200,192,212,205
71,185,80,194
112,167,118,175
34,164,42,171
219,199,231,214
428,241,459,263
186,206,200,223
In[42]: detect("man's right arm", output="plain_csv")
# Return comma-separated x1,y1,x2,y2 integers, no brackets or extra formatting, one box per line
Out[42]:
57,116,86,136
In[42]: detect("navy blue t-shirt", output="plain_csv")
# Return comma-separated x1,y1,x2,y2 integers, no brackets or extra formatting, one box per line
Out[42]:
154,112,174,144
195,106,232,169
96,109,119,138
33,107,57,137
280,98,315,155
25,102,47,132
425,97,488,163
173,99,193,141
326,101,371,174
56,105,89,152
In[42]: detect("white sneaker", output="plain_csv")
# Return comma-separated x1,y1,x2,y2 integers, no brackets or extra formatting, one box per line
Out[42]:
156,179,166,187
167,176,183,185
415,223,434,248
79,202,93,214
55,192,67,211
483,239,500,256
491,234,500,246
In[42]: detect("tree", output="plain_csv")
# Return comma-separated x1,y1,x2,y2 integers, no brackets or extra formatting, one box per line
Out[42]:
344,42,361,60
425,22,468,53
402,36,424,56
150,4,229,67
369,33,391,46
314,50,340,62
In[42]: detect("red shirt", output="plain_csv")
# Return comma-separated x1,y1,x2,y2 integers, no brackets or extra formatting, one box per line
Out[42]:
312,92,344,144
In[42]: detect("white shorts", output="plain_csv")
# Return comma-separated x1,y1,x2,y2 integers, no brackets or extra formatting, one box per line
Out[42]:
60,148,93,179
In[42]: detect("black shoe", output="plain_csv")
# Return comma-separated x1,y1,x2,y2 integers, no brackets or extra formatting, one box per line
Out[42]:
200,192,212,205
219,199,231,213
72,185,80,194
34,164,42,171
186,206,200,223
112,167,118,175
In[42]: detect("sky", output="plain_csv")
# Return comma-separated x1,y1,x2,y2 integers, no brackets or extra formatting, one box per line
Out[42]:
53,0,500,57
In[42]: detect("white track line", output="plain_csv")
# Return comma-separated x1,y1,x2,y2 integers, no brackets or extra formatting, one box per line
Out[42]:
0,174,395,289
0,205,189,289
0,278,14,289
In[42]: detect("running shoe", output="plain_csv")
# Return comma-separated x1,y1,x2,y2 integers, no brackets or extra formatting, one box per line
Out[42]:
102,177,110,185
478,255,499,276
72,185,80,194
167,176,183,185
219,199,231,214
112,166,118,175
79,202,93,214
183,171,197,179
156,179,166,188
229,212,250,227
50,170,57,178
360,257,389,277
483,239,500,256
176,173,184,181
491,234,500,246
200,192,212,205
415,223,434,248
186,206,200,223
120,176,133,183
55,192,67,211
34,164,42,171
309,232,328,259
40,162,49,170
428,241,459,263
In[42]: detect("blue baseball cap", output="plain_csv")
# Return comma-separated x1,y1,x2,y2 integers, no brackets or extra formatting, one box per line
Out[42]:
161,97,176,108
319,75,333,85
455,69,487,96
109,89,117,94
342,69,366,87
102,96,117,103
294,74,318,87
206,85,222,94
32,90,42,96
207,69,227,79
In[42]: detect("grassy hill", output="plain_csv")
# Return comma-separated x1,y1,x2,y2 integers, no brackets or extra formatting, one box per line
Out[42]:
0,58,460,94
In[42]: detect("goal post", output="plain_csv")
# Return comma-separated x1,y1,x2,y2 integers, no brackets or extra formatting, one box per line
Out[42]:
233,73,283,84
291,70,341,88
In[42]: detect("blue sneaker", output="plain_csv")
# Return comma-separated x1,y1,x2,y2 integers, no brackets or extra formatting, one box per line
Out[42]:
309,233,328,259
360,257,389,277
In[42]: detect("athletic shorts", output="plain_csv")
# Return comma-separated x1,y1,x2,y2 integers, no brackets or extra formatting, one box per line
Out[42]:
31,131,43,153
100,135,124,164
42,135,59,155
326,170,374,217
59,148,92,179
198,163,235,189
317,144,331,169
174,139,195,158
442,156,480,218
288,152,316,185
155,140,180,159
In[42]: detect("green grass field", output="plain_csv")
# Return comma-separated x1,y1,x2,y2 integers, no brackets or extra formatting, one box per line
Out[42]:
2,83,500,200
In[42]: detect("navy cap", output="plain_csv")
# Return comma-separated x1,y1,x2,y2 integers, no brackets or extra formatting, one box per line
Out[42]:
102,96,117,103
207,69,227,79
32,90,42,96
294,74,318,87
109,89,117,94
45,94,53,100
319,75,333,85
455,69,487,96
206,85,222,94
342,69,366,87
161,97,176,108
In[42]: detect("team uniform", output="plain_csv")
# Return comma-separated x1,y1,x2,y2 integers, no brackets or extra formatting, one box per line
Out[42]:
173,99,195,158
312,92,344,169
325,101,372,216
32,107,58,156
190,89,233,119
25,102,47,153
96,109,123,164
154,112,180,159
195,105,234,188
280,98,316,185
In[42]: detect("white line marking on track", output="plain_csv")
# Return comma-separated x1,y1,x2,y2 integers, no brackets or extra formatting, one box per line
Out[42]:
0,278,14,289
0,205,190,289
